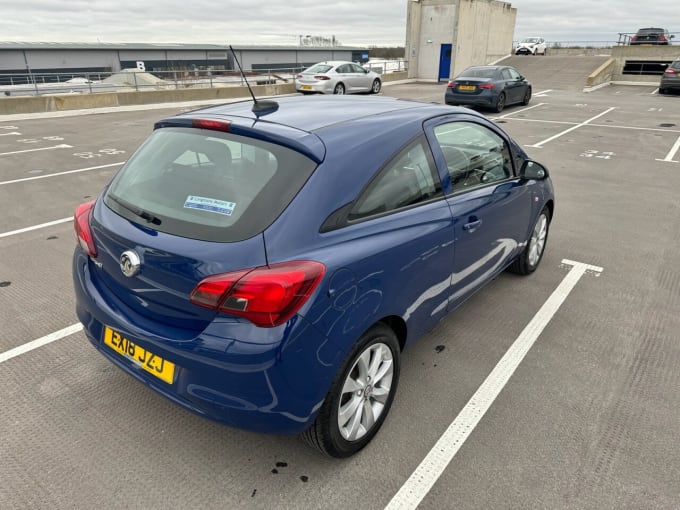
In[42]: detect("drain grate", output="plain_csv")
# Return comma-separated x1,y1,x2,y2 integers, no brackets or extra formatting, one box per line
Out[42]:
659,123,676,128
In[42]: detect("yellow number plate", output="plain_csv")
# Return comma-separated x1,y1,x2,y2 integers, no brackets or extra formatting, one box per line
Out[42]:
459,85,476,91
301,85,313,90
104,326,175,384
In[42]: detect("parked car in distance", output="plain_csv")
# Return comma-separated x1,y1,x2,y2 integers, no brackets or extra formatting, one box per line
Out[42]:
515,37,547,55
445,65,532,113
659,56,680,94
73,94,554,458
295,61,381,95
630,27,674,45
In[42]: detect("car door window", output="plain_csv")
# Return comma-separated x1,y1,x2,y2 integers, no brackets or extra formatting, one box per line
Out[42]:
350,63,365,73
433,122,513,192
349,139,442,220
501,69,512,80
508,68,521,81
336,64,351,74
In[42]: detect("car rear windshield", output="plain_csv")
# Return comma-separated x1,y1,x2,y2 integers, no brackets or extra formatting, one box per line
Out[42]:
103,127,317,242
460,68,496,79
305,64,333,73
637,28,664,35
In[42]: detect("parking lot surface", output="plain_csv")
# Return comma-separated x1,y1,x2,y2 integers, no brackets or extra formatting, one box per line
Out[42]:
1,76,679,509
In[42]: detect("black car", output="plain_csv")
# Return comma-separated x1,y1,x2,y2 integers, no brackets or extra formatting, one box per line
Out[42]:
445,65,532,113
630,28,674,45
659,57,680,94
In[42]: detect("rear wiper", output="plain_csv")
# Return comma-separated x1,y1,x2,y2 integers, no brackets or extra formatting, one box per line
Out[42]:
108,193,162,225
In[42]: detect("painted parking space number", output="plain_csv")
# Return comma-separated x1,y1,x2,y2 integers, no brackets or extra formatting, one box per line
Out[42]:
580,150,615,160
74,148,126,159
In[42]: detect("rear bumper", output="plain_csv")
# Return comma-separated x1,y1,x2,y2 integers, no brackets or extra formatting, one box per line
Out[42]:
73,249,343,435
660,77,680,91
445,90,496,107
295,82,334,94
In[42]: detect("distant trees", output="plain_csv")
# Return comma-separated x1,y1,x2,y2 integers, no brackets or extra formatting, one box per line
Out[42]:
368,47,406,59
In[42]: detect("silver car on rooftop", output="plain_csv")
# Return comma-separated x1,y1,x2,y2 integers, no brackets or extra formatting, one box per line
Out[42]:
295,61,382,95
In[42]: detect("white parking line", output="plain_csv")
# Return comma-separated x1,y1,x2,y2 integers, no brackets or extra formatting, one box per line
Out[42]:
655,135,680,163
0,161,124,186
533,89,553,97
0,131,21,137
493,102,546,120
0,217,73,238
0,324,83,364
0,144,73,157
385,259,604,510
526,107,616,148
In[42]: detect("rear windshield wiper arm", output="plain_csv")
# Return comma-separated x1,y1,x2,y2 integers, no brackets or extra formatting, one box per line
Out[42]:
107,193,162,225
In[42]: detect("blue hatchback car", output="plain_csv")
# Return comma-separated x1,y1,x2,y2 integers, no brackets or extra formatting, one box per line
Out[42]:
73,95,554,457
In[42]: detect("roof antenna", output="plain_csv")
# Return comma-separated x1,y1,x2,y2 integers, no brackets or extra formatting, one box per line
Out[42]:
229,45,279,116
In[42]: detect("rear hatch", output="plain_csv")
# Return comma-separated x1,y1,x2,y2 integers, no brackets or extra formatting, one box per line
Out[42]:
90,119,319,332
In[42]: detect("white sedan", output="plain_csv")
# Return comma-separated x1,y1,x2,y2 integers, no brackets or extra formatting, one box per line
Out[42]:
515,37,547,55
295,61,382,95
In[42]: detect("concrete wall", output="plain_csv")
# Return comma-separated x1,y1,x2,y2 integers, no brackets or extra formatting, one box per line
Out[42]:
406,0,456,80
0,71,409,116
405,0,516,80
454,0,515,76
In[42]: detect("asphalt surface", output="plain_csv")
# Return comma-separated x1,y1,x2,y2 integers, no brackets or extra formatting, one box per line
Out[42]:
1,65,680,509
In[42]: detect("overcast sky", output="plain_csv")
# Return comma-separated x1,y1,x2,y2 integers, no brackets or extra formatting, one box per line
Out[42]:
0,0,678,46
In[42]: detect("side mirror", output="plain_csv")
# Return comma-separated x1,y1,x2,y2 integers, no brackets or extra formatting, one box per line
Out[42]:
520,160,548,180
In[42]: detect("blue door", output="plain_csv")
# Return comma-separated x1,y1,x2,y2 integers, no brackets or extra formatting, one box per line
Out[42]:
438,44,452,82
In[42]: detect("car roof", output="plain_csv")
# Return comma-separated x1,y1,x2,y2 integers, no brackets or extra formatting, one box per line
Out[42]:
175,95,461,134
308,61,353,66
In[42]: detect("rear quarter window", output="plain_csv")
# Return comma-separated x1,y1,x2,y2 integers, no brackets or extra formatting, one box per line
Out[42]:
104,127,317,242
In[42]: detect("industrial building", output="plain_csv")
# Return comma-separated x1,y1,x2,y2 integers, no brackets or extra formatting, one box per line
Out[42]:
0,42,370,84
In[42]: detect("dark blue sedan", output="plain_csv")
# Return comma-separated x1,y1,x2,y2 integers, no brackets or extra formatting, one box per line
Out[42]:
73,95,554,458
445,65,532,113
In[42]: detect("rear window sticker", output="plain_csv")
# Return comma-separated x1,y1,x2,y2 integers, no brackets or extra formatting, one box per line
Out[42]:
183,195,236,216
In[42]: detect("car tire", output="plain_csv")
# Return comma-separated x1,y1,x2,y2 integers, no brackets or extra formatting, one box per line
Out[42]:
493,92,506,113
334,83,346,95
522,86,532,106
371,79,382,94
301,323,400,458
659,88,666,95
508,206,550,275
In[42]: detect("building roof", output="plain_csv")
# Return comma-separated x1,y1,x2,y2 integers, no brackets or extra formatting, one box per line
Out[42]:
0,41,366,51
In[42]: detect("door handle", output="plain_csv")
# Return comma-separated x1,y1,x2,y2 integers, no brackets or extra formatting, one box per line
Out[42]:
463,219,482,232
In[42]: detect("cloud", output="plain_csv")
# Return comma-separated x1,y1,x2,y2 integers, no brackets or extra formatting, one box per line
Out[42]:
0,0,678,46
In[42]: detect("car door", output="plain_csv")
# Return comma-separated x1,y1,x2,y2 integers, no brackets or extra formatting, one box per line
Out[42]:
426,117,533,309
339,136,455,341
504,67,526,104
347,63,369,91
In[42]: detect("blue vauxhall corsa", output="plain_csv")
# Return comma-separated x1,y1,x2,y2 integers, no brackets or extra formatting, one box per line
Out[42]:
73,94,554,458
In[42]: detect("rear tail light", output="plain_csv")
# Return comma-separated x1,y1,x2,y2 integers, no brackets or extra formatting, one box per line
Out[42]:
74,200,97,258
659,35,667,42
665,68,676,74
631,36,638,41
479,83,495,90
447,81,456,88
295,73,302,79
314,75,331,80
192,119,231,132
190,260,326,327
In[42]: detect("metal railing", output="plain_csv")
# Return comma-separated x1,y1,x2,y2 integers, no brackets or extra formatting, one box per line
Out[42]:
1,60,409,97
